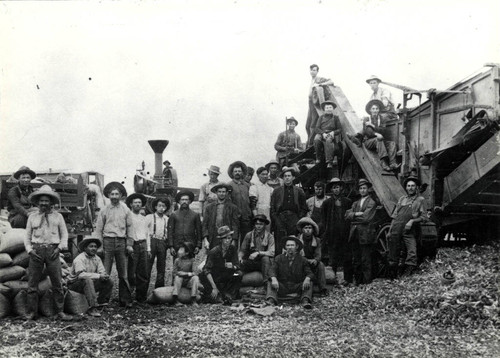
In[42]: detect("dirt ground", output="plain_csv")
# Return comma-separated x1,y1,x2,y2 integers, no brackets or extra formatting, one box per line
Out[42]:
0,241,498,358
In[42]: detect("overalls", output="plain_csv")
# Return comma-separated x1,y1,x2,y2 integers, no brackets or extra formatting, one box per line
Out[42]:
388,197,418,267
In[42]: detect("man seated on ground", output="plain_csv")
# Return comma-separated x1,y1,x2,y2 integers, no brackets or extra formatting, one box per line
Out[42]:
313,101,342,168
297,217,328,296
200,226,242,305
266,236,314,309
346,122,398,172
67,236,113,317
172,242,200,306
239,214,275,284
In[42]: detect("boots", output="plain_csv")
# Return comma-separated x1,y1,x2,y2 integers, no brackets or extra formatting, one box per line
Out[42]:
381,158,392,171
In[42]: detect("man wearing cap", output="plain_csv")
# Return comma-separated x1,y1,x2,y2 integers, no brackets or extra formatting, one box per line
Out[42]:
306,181,329,226
266,236,314,309
199,165,221,214
146,197,170,288
168,190,202,256
162,160,178,190
388,176,427,278
200,226,242,304
274,117,304,167
345,179,378,285
7,166,37,228
239,214,275,283
297,217,328,296
265,160,284,189
366,75,397,120
227,161,252,245
95,182,133,307
202,183,241,249
249,167,274,229
24,185,72,320
307,64,334,147
270,167,308,255
67,237,113,317
321,178,352,281
126,193,150,303
346,121,398,172
313,101,342,168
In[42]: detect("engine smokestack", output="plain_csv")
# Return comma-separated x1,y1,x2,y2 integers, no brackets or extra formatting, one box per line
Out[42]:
148,140,169,187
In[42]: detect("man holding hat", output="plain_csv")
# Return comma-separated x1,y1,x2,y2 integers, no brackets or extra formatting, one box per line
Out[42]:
366,75,397,119
345,179,378,285
274,117,304,167
307,64,334,147
265,160,283,190
162,160,178,190
239,214,275,283
199,165,221,214
321,178,352,281
297,217,328,296
67,236,113,317
202,183,241,249
146,197,170,288
249,167,274,228
200,226,242,304
388,176,427,278
266,236,314,309
126,193,150,303
168,190,202,256
313,101,342,168
7,166,37,228
270,167,308,255
95,182,133,307
227,161,252,246
24,185,72,320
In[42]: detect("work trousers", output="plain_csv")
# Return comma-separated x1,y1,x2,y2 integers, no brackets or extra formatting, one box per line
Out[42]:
68,278,113,307
389,231,418,267
172,275,200,298
149,238,168,288
240,256,272,282
309,261,327,291
351,239,373,285
274,211,300,256
199,271,242,301
266,280,313,303
27,244,64,315
128,240,150,302
363,137,397,165
326,228,349,271
103,237,132,305
306,97,320,146
313,134,341,163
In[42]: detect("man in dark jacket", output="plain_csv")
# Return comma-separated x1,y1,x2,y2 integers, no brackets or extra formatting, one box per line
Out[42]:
200,226,242,304
202,184,241,249
270,167,308,256
7,166,36,228
313,101,342,168
321,178,352,283
266,236,314,309
345,179,378,285
168,190,202,256
227,161,252,246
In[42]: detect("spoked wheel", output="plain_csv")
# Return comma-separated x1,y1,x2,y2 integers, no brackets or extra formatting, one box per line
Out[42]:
373,223,391,279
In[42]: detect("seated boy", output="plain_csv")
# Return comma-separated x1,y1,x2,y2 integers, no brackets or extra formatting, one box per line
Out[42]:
172,242,200,306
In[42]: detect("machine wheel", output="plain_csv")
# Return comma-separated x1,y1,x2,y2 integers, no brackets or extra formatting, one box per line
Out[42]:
373,223,391,279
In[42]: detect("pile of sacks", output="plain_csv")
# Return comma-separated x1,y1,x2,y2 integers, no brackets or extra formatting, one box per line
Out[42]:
0,227,88,318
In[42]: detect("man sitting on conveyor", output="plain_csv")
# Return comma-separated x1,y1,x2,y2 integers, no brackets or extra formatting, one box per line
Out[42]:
313,101,342,168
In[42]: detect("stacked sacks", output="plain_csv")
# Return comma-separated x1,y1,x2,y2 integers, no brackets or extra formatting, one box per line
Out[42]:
239,271,266,297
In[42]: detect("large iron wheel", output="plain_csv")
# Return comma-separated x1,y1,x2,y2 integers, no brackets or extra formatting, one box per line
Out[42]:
373,223,391,278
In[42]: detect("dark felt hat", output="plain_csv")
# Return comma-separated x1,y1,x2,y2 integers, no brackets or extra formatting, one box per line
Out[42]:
103,182,127,198
403,176,421,187
283,235,303,252
227,161,248,179
28,185,61,205
78,236,102,252
357,178,373,188
175,190,195,203
265,160,281,171
126,193,147,208
365,99,385,114
252,214,270,225
13,166,36,180
152,196,171,210
163,160,171,166
210,183,232,194
321,101,337,110
216,225,234,238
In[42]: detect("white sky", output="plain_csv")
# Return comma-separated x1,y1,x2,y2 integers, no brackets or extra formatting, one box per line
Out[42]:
1,0,499,192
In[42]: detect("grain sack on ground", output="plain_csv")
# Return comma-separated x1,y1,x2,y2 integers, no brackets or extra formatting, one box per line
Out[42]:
241,271,264,287
0,229,26,255
0,265,25,283
13,290,29,317
4,276,52,296
39,289,58,317
150,286,200,304
0,253,12,268
325,267,336,284
64,290,89,315
0,283,11,297
0,293,10,318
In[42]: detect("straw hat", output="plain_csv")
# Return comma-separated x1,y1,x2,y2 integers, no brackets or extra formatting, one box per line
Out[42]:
28,185,60,205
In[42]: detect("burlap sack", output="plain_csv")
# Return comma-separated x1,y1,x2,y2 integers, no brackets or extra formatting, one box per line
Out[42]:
13,290,29,317
0,265,25,283
0,253,12,268
64,290,89,315
241,271,264,287
12,251,30,268
151,286,199,304
0,293,10,318
39,289,58,317
4,276,52,296
0,229,26,255
0,283,11,297
325,266,336,284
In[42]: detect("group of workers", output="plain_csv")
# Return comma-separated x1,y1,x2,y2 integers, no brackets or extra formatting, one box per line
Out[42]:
5,64,427,319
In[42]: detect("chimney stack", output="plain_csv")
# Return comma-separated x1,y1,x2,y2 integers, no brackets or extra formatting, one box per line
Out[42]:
148,140,169,188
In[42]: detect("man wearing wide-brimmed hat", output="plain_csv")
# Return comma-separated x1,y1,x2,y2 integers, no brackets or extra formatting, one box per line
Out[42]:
168,190,202,256
24,185,72,320
270,166,308,255
265,159,283,189
274,117,304,167
7,166,37,228
125,193,149,303
95,181,133,307
321,178,352,281
388,176,427,278
366,75,396,117
67,236,113,317
227,161,252,246
199,165,221,214
202,183,241,249
145,197,170,288
313,101,342,168
239,214,275,283
345,179,378,285
200,226,242,304
162,160,178,190
266,235,314,309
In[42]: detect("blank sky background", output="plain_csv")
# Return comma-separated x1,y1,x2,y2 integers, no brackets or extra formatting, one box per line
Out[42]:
1,0,499,191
